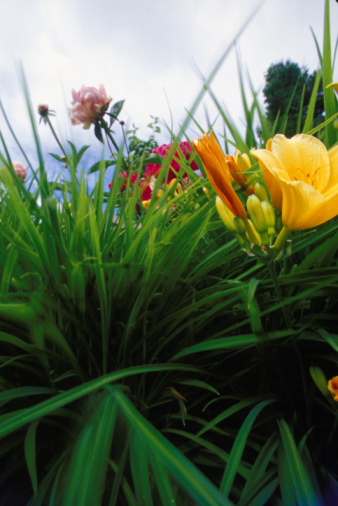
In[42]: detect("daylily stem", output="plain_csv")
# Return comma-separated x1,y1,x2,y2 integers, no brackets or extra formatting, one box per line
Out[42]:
268,261,292,329
274,225,292,251
268,260,307,403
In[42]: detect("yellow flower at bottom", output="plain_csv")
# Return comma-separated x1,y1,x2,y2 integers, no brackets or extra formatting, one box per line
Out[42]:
328,376,338,401
253,134,338,230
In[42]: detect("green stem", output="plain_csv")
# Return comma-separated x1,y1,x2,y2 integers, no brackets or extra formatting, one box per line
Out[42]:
46,117,68,160
268,260,308,402
100,119,129,172
267,261,292,329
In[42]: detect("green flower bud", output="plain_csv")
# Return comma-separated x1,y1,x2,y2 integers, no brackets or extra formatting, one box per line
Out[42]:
216,196,248,246
233,216,247,236
261,200,276,238
247,195,269,245
215,196,237,233
247,219,262,244
253,181,269,202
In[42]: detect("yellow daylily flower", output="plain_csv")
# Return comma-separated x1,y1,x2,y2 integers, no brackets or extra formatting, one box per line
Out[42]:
193,132,247,219
253,138,283,211
253,134,338,230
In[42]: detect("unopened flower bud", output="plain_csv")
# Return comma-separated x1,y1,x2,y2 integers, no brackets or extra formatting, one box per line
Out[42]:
38,104,55,124
0,161,27,183
215,196,237,233
253,181,269,202
235,151,251,172
247,219,262,244
233,216,247,236
38,104,49,116
261,200,276,238
12,161,27,180
216,196,247,245
226,155,253,195
247,194,269,245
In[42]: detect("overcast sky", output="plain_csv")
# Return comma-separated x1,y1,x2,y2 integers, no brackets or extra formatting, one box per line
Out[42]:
0,0,337,185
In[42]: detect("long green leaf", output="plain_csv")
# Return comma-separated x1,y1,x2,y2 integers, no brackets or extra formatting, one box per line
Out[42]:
112,388,230,506
220,400,274,497
0,364,202,439
278,419,319,506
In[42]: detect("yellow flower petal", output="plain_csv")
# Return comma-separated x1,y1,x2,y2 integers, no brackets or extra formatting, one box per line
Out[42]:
270,134,330,193
252,149,283,211
272,170,338,229
253,133,338,230
326,144,338,193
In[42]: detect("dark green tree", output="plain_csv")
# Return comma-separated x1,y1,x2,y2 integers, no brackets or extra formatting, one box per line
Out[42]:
262,60,324,137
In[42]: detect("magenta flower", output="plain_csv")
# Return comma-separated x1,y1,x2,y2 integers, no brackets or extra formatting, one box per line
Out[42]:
108,141,199,209
145,141,199,183
108,171,139,191
68,85,112,129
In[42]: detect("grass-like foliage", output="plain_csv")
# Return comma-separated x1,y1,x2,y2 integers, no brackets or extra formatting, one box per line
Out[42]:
0,1,338,505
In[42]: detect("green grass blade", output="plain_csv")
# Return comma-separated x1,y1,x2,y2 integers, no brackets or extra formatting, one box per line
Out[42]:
322,0,338,147
220,400,274,497
278,419,319,506
24,420,39,496
0,364,202,439
241,433,278,498
148,450,176,506
172,329,294,359
61,391,118,506
303,70,322,133
112,387,231,506
129,428,153,506
177,0,266,139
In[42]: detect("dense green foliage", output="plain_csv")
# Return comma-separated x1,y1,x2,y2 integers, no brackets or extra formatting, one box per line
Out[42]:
0,1,337,505
262,60,324,137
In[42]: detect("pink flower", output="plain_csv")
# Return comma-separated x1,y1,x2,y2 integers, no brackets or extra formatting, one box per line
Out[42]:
108,171,139,191
108,142,199,208
0,162,27,182
12,161,27,180
68,85,112,129
145,141,199,183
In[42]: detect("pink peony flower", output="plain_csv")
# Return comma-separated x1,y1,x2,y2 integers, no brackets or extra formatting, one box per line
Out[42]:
12,161,27,180
68,85,112,129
